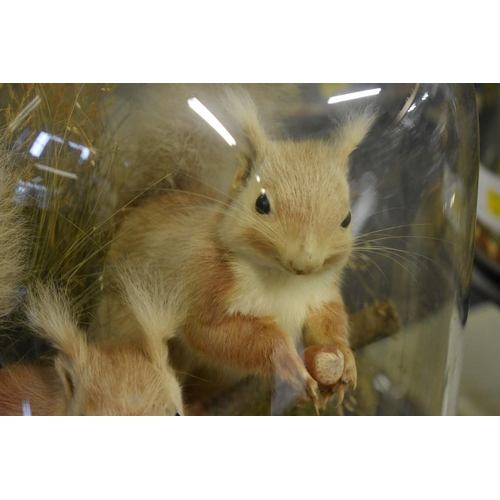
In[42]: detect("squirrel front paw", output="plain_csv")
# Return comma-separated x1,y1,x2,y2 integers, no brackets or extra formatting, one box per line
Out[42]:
273,350,319,409
303,344,357,407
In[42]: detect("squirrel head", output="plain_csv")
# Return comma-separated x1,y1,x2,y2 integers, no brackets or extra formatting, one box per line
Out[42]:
218,89,375,278
26,282,184,416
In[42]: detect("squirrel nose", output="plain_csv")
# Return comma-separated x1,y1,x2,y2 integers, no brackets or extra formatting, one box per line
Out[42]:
289,254,324,275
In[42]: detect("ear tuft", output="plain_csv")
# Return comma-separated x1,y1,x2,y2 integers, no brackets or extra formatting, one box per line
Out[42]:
25,282,87,359
220,86,268,190
334,109,377,158
112,262,184,365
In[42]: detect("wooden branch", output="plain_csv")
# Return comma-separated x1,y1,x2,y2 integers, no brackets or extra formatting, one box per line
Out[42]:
349,299,401,351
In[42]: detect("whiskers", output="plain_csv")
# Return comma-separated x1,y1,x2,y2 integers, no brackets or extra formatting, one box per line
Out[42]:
350,222,451,284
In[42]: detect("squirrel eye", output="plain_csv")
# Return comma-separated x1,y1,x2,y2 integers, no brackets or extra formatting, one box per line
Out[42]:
255,193,271,215
341,211,351,228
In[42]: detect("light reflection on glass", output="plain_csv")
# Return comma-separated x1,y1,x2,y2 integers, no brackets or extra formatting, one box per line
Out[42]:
35,163,78,180
22,399,32,416
29,131,90,162
328,88,381,104
187,98,236,146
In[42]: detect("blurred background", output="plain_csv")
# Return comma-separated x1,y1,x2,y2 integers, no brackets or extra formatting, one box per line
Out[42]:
459,83,500,416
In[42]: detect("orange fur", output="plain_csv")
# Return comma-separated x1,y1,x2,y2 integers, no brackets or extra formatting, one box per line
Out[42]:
304,301,350,347
0,365,64,416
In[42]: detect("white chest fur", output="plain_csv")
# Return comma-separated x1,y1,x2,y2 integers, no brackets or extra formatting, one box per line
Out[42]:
227,258,339,343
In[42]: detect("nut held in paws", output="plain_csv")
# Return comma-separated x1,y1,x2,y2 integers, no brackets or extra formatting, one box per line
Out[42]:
303,345,345,387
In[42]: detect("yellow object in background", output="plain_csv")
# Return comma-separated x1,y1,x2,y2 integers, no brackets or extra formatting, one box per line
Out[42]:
486,188,500,218
318,83,350,99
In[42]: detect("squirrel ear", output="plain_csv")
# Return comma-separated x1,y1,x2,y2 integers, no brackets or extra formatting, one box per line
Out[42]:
332,110,377,160
25,283,87,361
111,262,182,368
232,139,258,190
220,87,267,190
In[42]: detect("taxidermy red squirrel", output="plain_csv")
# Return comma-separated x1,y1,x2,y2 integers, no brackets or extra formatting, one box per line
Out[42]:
92,86,376,411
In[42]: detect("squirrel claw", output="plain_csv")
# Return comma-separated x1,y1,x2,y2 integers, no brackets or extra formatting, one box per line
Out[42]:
306,377,320,411
313,399,320,416
334,386,346,408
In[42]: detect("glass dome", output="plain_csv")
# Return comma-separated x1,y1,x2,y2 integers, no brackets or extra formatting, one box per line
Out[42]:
0,83,478,416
